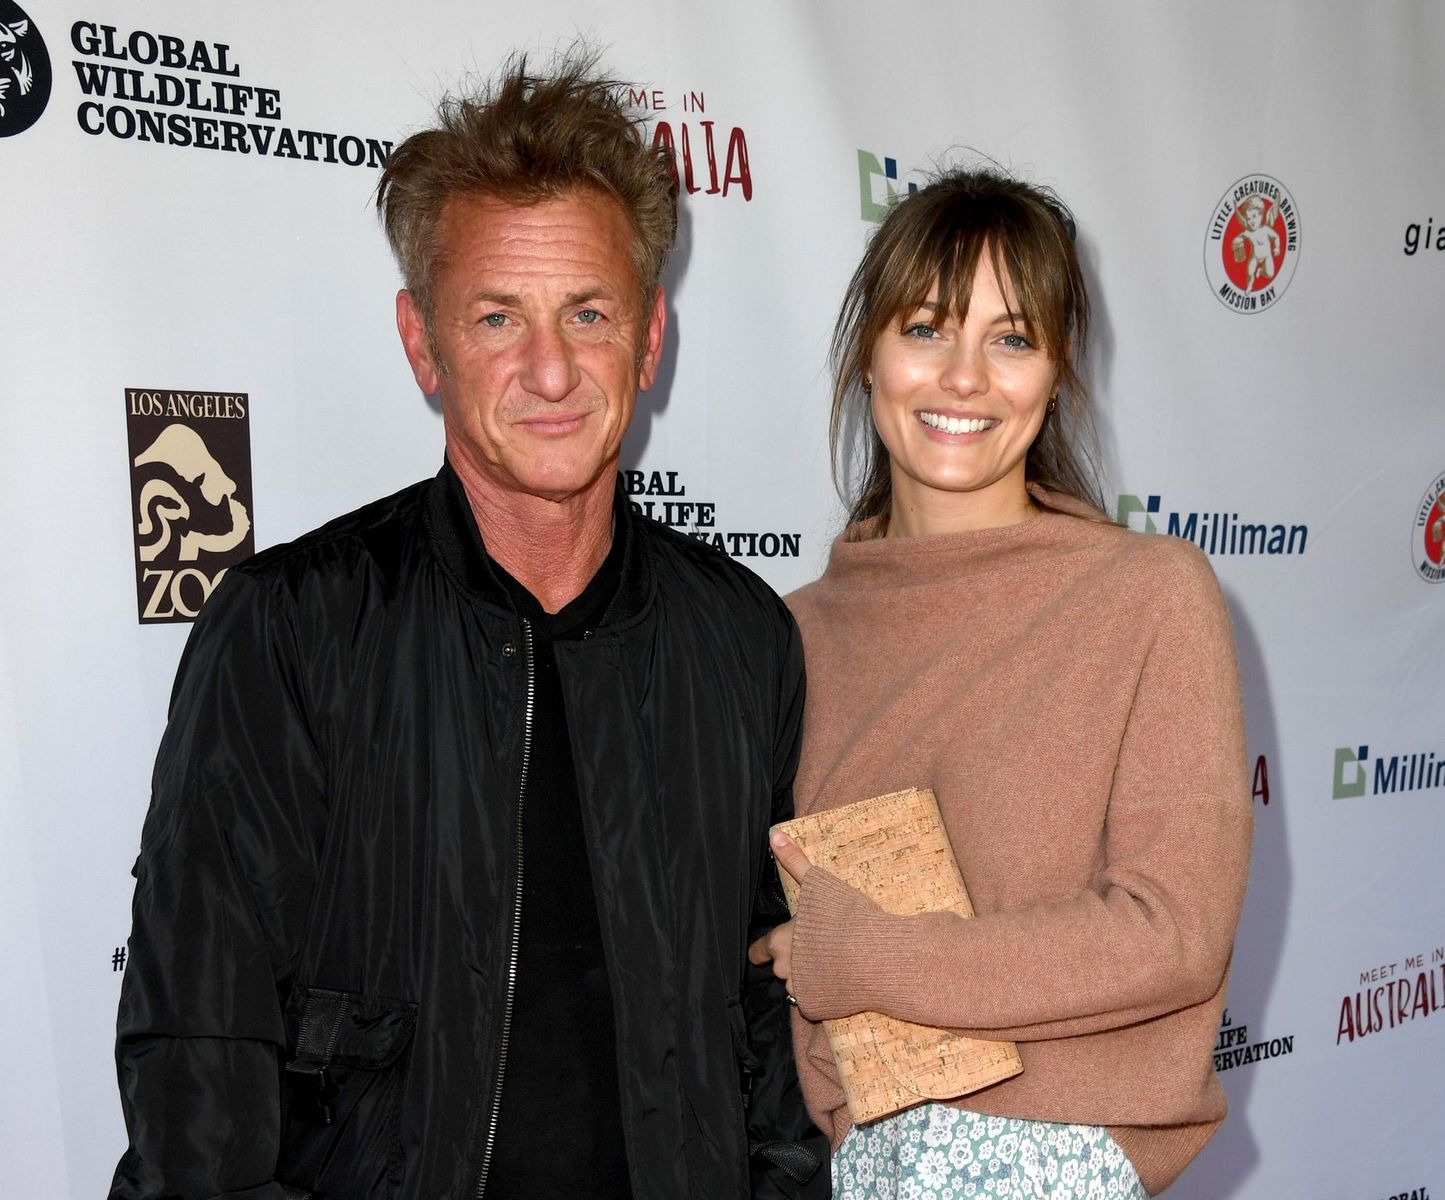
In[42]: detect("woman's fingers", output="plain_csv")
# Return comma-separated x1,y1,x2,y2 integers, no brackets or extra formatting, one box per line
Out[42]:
747,921,795,990
770,830,812,884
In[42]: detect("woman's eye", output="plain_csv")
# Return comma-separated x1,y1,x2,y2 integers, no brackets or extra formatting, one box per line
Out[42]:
902,323,938,340
999,332,1033,350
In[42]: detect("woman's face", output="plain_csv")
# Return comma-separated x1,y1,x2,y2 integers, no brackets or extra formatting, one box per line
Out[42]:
869,257,1058,535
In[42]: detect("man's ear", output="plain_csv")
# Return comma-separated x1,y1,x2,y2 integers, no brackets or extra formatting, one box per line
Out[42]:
636,285,667,392
397,290,441,396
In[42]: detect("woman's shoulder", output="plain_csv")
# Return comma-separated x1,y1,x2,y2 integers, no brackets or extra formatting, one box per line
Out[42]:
1103,522,1221,596
1061,520,1231,646
1037,488,1221,597
783,574,827,629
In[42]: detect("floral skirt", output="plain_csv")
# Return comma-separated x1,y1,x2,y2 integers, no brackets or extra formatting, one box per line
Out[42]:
833,1104,1149,1200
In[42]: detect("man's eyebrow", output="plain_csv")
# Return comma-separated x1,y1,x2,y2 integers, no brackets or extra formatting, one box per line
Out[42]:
563,287,620,306
465,288,621,307
470,290,522,306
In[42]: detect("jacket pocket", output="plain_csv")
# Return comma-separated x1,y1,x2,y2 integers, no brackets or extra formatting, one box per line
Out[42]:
277,985,417,1198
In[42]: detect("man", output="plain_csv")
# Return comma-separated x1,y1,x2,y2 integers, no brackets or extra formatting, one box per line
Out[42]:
111,50,824,1200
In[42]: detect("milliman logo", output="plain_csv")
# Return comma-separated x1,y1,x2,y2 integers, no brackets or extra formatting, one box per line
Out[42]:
1333,744,1445,800
1117,493,1307,556
857,149,923,223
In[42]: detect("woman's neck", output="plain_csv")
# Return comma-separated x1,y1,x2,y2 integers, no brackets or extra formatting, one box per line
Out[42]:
884,474,1037,538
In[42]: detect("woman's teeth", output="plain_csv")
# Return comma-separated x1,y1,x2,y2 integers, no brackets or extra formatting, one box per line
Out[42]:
918,413,994,434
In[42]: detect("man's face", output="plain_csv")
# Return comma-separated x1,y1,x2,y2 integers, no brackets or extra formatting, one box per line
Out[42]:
398,190,665,507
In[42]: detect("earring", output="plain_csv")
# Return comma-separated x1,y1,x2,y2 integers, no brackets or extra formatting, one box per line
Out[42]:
862,376,873,394
1046,397,1058,414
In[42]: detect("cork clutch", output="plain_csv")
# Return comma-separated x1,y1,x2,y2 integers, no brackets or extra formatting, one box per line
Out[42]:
773,786,1022,1125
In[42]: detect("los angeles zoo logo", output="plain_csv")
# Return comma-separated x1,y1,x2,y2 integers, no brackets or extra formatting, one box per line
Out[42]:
1204,174,1300,313
1413,469,1445,583
126,388,254,623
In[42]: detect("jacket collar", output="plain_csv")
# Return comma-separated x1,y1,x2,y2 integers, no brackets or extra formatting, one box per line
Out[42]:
423,459,652,627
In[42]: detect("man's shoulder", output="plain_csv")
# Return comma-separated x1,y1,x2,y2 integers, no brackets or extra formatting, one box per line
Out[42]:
633,514,794,632
632,514,803,659
232,476,435,595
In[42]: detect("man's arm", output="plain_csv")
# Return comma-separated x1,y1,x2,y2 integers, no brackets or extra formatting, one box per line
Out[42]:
111,570,326,1200
740,605,829,1199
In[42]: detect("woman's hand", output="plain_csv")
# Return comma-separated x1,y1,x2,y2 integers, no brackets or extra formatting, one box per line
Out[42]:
747,832,812,996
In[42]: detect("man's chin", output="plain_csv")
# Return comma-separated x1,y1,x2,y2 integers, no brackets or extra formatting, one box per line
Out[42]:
505,459,619,508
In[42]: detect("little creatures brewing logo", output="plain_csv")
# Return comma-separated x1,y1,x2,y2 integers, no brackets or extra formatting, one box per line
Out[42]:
0,1,51,136
1413,469,1445,583
126,388,254,623
1204,174,1300,313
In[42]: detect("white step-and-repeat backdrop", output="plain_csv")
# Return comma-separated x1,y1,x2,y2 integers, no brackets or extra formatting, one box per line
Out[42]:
3,1,1443,1196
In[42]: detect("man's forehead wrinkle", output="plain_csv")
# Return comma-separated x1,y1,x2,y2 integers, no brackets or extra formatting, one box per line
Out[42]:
449,246,634,296
457,272,630,307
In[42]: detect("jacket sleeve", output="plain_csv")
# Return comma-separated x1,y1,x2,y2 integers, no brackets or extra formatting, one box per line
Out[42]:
789,547,1253,1043
110,570,327,1200
740,605,830,1198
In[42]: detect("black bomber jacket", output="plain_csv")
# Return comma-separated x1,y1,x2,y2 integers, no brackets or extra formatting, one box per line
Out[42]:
111,463,826,1200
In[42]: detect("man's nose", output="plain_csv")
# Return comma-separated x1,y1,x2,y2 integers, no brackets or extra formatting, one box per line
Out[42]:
519,321,581,402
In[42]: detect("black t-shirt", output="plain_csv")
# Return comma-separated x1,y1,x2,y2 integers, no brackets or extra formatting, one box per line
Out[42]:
486,531,633,1199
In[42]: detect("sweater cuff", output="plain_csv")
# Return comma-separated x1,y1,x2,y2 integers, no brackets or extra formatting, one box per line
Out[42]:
791,866,895,1020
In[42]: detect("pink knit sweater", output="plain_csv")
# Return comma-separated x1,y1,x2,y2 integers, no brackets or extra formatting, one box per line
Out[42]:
784,494,1252,1196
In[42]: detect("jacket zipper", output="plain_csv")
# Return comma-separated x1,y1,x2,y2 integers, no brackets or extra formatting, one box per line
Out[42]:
287,991,349,1125
474,619,535,1198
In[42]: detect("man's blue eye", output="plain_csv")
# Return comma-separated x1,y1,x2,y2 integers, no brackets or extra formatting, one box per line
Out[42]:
577,309,602,324
482,313,507,328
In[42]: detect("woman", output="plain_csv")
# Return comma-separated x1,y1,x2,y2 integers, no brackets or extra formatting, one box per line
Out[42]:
749,169,1252,1197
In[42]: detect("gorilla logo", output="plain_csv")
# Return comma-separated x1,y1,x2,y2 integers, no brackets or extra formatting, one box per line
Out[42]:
0,2,52,137
133,424,252,562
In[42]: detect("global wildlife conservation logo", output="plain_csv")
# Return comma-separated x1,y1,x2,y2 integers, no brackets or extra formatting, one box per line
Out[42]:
0,1,51,136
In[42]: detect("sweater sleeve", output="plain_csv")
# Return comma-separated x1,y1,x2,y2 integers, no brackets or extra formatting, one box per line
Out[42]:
788,545,1253,1042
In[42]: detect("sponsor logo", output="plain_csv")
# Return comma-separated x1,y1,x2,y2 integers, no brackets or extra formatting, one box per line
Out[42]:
628,87,751,200
1332,743,1445,800
1404,216,1444,256
857,150,923,222
1212,1006,1294,1073
1375,1188,1430,1200
70,20,391,167
126,388,254,623
619,468,801,560
0,1,51,136
1337,945,1445,1046
1412,470,1445,583
1203,174,1300,312
1116,493,1308,555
